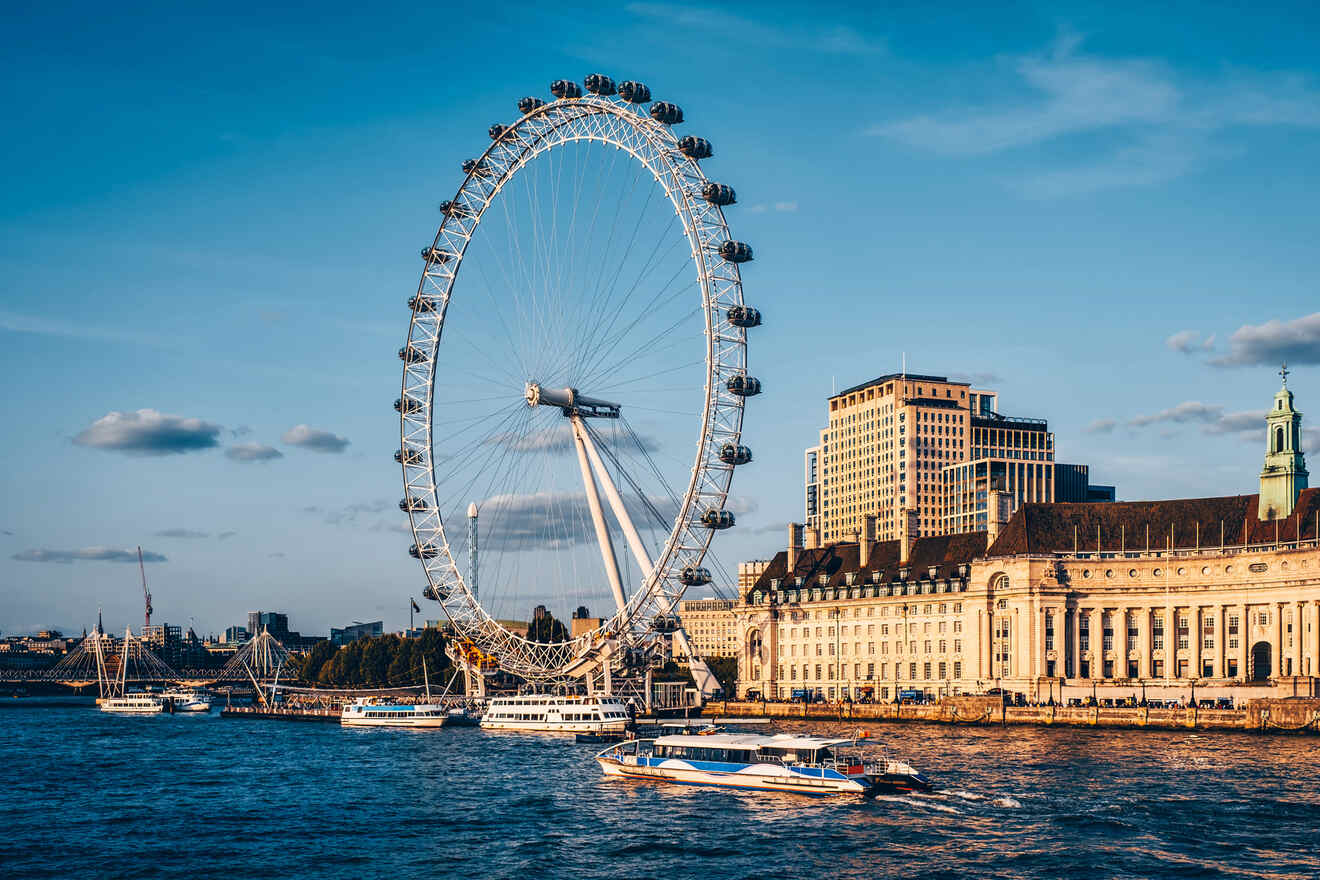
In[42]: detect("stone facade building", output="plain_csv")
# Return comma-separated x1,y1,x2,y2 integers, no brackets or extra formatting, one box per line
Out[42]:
676,598,740,659
737,377,1318,705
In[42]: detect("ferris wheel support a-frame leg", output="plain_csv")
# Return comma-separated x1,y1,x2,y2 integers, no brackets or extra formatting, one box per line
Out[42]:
569,415,629,616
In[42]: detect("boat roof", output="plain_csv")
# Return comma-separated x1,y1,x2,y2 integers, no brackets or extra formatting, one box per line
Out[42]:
654,733,854,750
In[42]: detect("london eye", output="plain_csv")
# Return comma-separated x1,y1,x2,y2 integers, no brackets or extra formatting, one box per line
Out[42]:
397,75,761,684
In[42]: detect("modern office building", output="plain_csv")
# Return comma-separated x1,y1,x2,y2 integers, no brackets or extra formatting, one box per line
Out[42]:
330,620,384,645
806,372,1110,543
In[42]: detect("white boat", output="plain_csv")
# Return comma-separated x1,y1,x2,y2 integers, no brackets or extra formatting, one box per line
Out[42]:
595,732,933,797
161,688,212,713
100,693,167,715
341,698,450,728
480,694,630,734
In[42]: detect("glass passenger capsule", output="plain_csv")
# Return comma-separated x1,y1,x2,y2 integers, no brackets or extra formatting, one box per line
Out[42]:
679,566,712,586
550,79,583,99
719,443,753,465
438,200,470,218
517,96,546,114
649,101,684,125
726,375,761,396
718,241,753,263
700,509,736,530
399,496,429,512
461,158,492,177
488,123,507,141
420,245,452,263
702,183,736,206
584,73,616,95
398,345,428,364
617,81,651,103
678,136,712,159
394,396,424,414
726,305,762,328
410,543,440,559
394,447,423,465
408,295,440,313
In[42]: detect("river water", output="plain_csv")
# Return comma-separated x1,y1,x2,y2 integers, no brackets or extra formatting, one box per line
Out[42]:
2,700,1317,879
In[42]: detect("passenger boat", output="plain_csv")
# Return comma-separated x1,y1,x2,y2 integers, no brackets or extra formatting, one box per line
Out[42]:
161,688,212,713
445,705,481,727
100,692,167,714
595,732,933,797
480,694,630,734
340,698,449,728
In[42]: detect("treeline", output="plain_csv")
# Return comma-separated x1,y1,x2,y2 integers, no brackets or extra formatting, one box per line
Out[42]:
297,629,453,688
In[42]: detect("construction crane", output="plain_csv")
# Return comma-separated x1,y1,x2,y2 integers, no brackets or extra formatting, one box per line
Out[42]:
138,546,152,632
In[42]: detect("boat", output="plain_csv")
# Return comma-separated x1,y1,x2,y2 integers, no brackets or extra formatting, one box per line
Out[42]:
340,697,450,728
100,692,167,714
481,694,630,734
161,688,212,713
445,705,482,727
595,732,933,797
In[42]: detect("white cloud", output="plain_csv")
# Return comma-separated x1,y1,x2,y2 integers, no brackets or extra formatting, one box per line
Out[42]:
1085,418,1117,434
282,424,350,453
226,443,284,462
1210,312,1320,367
12,547,167,564
154,528,209,539
73,409,222,456
871,36,1320,196
625,3,883,55
1166,329,1202,354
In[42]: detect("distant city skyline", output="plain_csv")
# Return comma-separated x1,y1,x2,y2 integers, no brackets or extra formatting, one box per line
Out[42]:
3,1,1318,635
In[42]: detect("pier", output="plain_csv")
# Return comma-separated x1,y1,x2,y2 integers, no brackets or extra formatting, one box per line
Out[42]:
710,696,1320,735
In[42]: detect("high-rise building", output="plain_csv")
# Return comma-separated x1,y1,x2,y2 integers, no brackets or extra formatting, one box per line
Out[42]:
808,373,997,543
808,371,1111,542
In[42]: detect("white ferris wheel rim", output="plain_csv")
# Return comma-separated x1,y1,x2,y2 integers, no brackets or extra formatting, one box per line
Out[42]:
398,85,751,681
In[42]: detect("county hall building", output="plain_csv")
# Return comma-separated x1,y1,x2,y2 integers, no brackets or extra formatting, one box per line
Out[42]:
735,375,1316,704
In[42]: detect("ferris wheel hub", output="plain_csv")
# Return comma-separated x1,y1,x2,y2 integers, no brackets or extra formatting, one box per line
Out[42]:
524,382,621,419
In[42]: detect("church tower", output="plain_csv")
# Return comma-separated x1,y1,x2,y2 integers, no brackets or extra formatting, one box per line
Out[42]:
1258,365,1308,521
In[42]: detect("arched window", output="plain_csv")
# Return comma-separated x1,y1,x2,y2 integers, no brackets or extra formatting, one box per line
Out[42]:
991,573,1009,591
1275,426,1285,452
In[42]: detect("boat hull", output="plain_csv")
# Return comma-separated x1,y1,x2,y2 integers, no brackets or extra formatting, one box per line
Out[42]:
482,719,628,734
596,756,874,796
341,716,448,728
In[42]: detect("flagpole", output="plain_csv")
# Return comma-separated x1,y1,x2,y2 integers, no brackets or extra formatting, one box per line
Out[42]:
410,598,414,633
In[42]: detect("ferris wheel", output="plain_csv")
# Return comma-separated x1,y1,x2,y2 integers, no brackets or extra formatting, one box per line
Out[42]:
396,75,762,683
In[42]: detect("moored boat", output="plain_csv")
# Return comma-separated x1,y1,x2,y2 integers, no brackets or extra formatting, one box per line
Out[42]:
481,694,630,734
161,688,212,713
595,732,932,797
341,698,450,728
100,692,167,714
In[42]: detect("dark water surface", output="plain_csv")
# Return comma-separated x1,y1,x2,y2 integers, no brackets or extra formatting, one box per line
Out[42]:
3,701,1317,879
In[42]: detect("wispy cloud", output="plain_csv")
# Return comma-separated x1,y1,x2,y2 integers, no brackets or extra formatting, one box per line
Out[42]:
12,547,167,564
73,409,223,456
217,530,238,541
747,201,799,214
1210,312,1320,367
871,35,1320,196
318,500,392,526
282,424,350,453
154,528,209,539
1126,400,1262,437
625,3,883,55
1085,418,1117,434
225,443,283,463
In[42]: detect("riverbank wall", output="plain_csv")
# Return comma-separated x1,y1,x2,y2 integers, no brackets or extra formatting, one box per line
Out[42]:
707,696,1320,735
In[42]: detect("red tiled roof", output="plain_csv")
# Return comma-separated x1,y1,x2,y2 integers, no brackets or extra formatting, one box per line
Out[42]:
986,488,1320,556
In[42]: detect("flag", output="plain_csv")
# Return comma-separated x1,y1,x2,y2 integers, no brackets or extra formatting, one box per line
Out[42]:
411,598,421,613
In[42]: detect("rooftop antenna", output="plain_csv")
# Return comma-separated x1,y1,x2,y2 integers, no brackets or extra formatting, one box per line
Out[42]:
138,546,152,632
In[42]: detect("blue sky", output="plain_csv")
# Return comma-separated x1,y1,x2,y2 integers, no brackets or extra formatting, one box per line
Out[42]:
3,1,1319,637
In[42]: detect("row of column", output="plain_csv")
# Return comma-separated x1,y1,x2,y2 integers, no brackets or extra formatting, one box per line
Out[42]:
1040,600,1320,682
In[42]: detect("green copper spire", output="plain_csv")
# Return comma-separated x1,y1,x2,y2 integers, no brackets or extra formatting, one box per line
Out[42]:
1258,364,1308,521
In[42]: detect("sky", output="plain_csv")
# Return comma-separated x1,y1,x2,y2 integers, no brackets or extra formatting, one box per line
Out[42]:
2,0,1319,638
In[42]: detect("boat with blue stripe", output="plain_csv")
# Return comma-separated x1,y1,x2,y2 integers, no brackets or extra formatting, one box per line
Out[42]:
595,732,932,797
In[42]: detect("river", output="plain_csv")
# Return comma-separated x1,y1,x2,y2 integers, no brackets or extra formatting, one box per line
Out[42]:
2,700,1316,879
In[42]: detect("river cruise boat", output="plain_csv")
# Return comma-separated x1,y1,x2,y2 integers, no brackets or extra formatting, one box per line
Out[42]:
595,732,933,797
481,694,630,734
340,698,450,728
100,693,167,714
161,688,212,713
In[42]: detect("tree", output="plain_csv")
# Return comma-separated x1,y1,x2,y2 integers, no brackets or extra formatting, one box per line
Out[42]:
527,612,568,643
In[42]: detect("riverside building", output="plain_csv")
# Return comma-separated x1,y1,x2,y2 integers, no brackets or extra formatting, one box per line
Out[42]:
737,374,1318,705
803,373,1107,546
676,598,739,659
